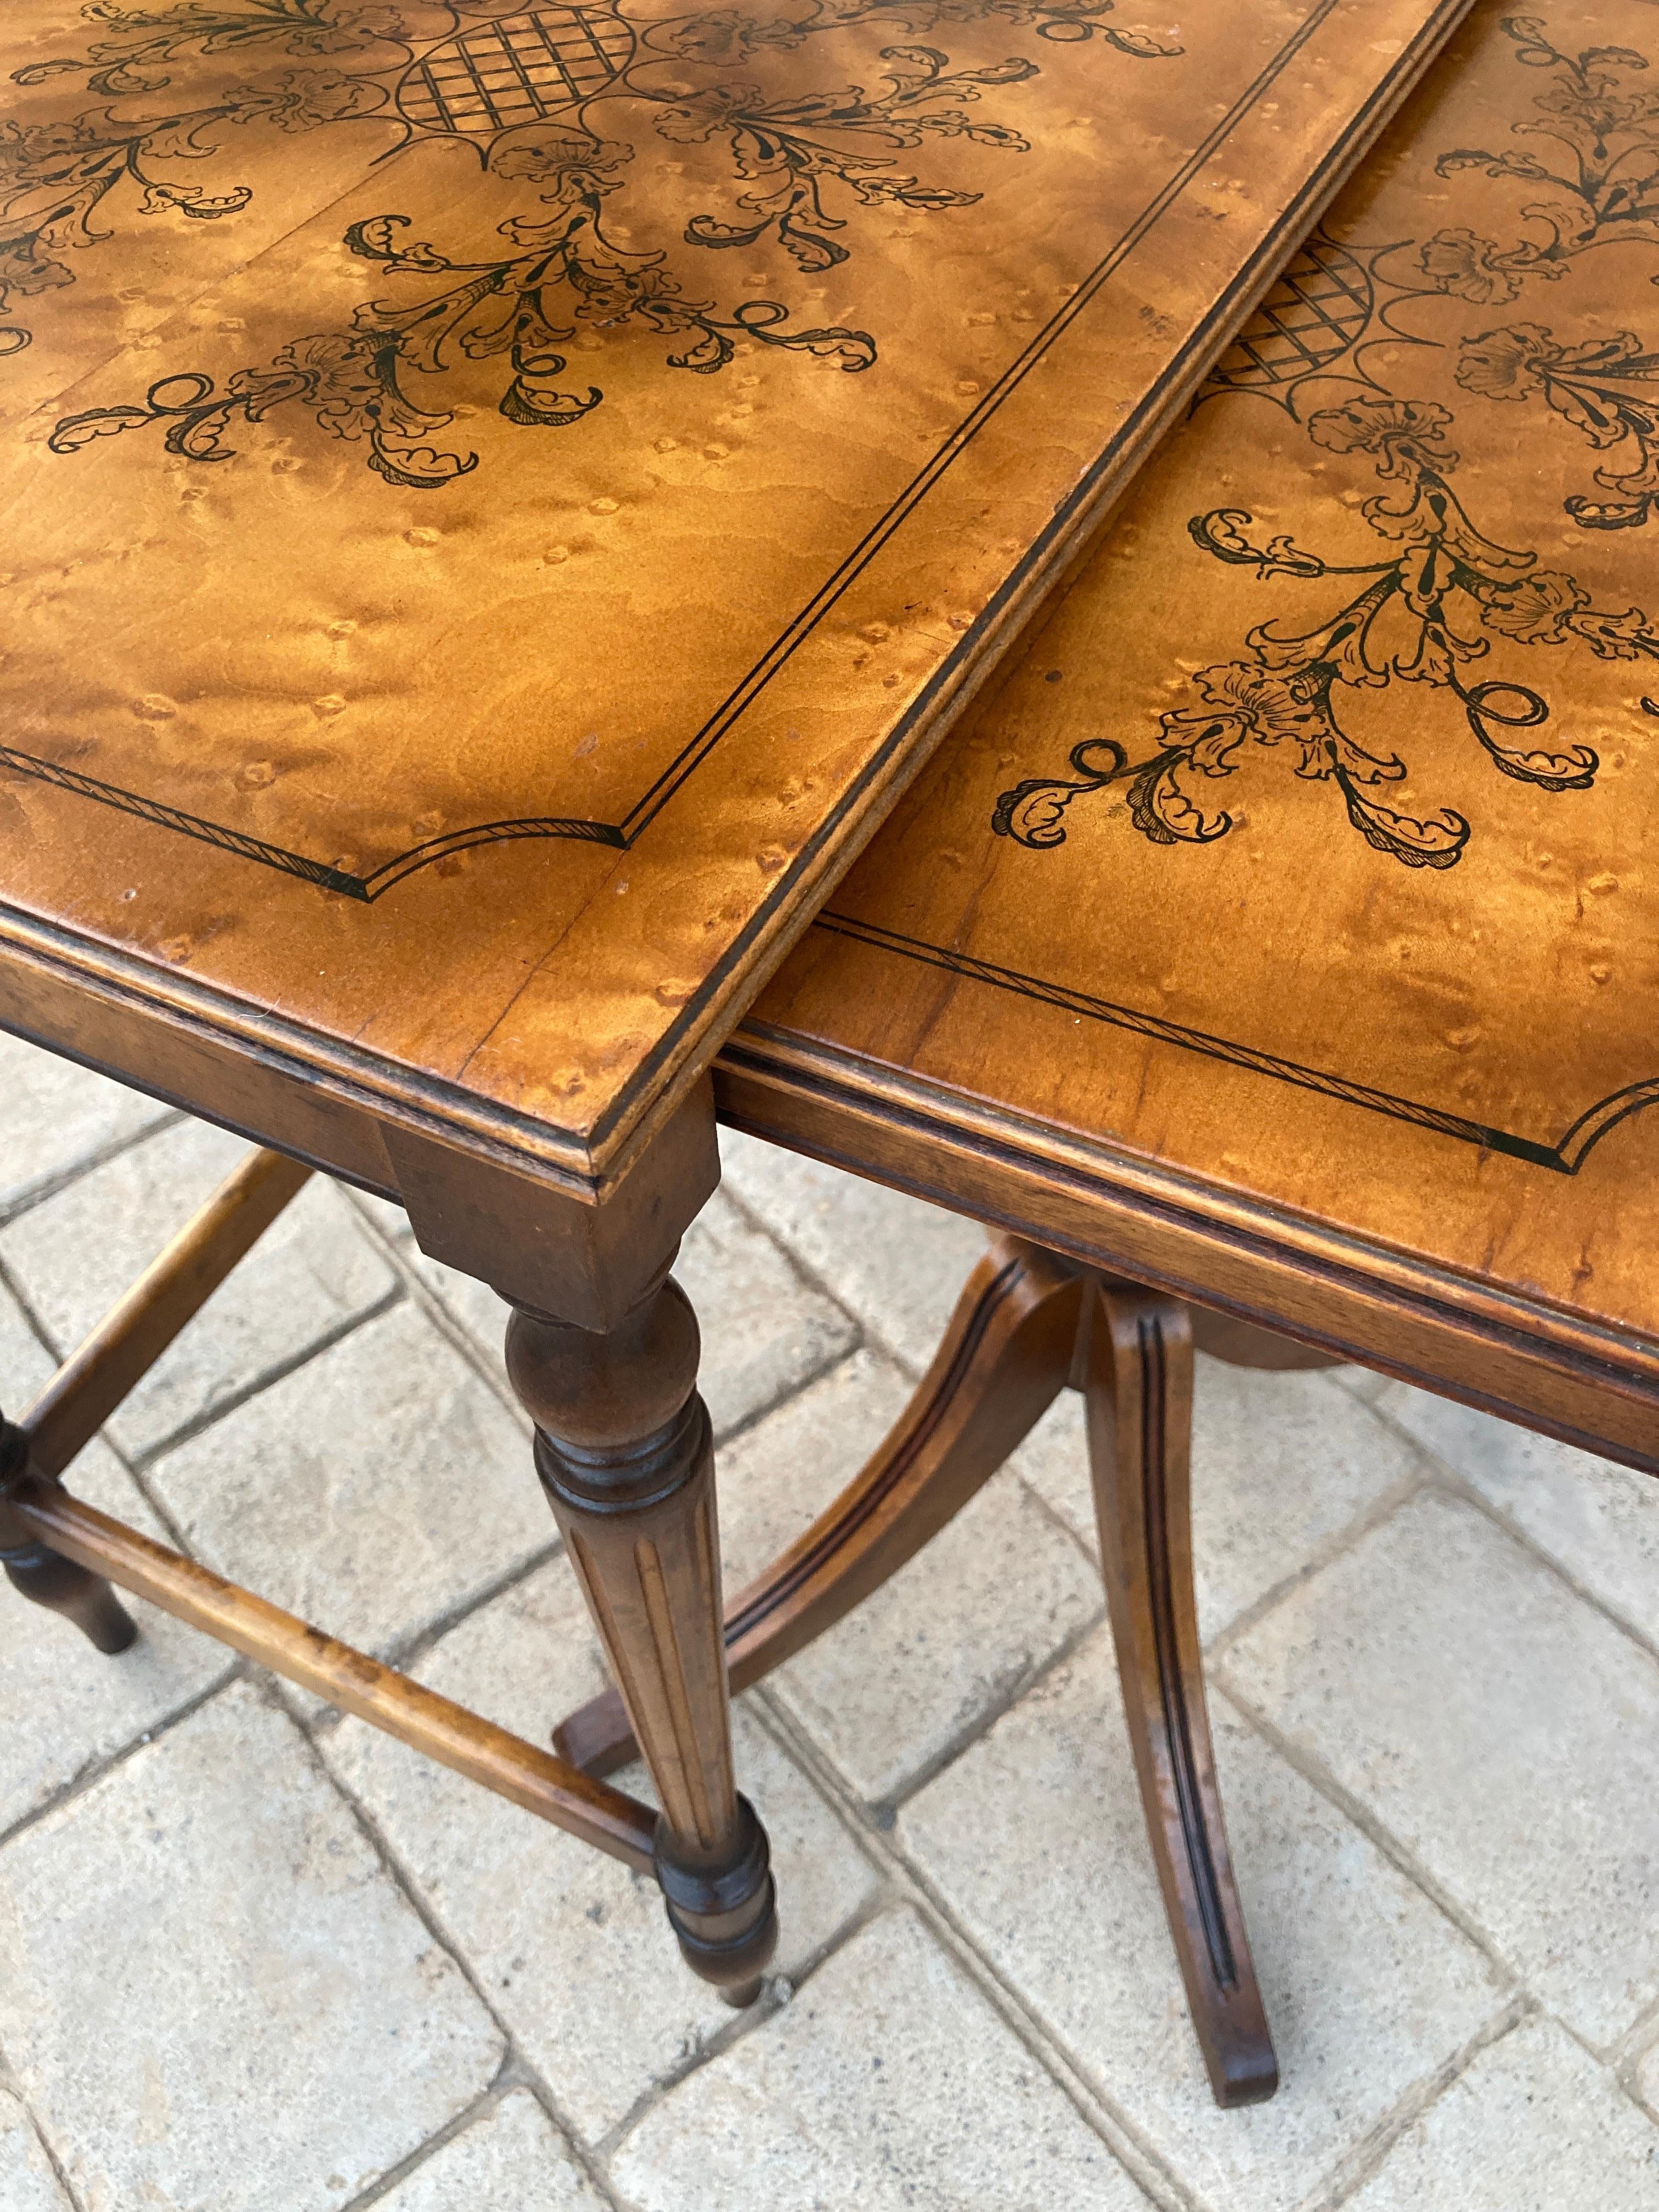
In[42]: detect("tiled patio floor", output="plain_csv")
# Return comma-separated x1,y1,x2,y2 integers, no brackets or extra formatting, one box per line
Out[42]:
2,1030,1657,2211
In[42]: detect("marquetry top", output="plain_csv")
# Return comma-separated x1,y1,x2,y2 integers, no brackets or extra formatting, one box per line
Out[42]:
0,0,1462,1190
749,0,1659,1372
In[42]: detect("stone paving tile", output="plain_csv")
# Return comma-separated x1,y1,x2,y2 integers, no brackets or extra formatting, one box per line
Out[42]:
0,2086,71,2211
324,1556,880,2146
1001,1386,1090,1531
376,2090,607,2212
713,1348,911,1590
0,1120,394,1457
1634,2018,1659,2120
611,1906,1150,2212
707,1347,1102,1805
1347,2014,1659,2210
142,1303,551,1700
409,1188,857,1445
3,1113,1647,2211
1331,1364,1393,1407
1376,1381,1659,1651
0,1284,228,1834
775,1469,1101,1806
1017,1362,1424,1645
1222,1490,1659,2050
0,1032,168,1220
0,1681,502,2212
716,1126,989,1373
901,1626,1506,2212
348,1189,416,1244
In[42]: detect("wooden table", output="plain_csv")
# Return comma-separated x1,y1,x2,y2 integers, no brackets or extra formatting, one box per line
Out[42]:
0,0,1469,2011
532,0,1659,2100
729,0,1659,1474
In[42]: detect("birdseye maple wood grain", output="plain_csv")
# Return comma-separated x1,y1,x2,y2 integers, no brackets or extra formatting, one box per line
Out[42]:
0,0,1468,1197
731,0,1659,1470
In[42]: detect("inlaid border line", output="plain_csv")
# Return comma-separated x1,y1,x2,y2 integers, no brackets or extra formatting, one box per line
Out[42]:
809,911,1659,1172
1,0,1352,895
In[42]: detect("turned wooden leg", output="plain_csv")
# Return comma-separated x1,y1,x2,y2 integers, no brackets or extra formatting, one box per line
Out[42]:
0,1421,137,1654
554,1235,1084,1776
505,1269,777,2005
1083,1276,1277,2108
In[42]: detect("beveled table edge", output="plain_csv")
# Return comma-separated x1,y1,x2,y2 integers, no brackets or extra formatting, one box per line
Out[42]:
715,1023,1659,1475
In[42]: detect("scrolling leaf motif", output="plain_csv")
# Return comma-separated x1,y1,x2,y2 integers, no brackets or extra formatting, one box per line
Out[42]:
22,0,1186,475
9,0,1177,400
0,2,412,354
995,9,1659,872
656,44,1038,271
1457,321,1659,528
50,185,877,486
1429,13,1659,280
1237,16,1659,535
993,397,1659,870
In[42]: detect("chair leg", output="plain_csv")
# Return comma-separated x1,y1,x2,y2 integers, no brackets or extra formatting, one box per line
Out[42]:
0,1425,137,1654
505,1271,777,2006
1082,1275,1278,2108
551,1235,1084,1777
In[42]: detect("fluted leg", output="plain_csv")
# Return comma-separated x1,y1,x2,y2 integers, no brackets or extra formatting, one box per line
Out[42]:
0,1420,137,1654
554,1235,1083,1776
505,1271,777,2005
1083,1276,1277,2107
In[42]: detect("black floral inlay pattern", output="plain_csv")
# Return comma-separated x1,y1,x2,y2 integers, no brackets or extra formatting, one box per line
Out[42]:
13,0,1178,475
996,12,1659,871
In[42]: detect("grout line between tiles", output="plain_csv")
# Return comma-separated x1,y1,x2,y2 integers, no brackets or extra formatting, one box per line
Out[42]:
21,2103,90,2212
336,2050,643,2212
1342,1392,1659,1662
1607,1983,1659,2083
1011,1425,1107,1573
517,2061,651,2212
335,2062,515,2212
591,1889,899,2167
0,1251,74,1374
1409,1452,1659,1680
273,1676,635,2212
1210,1675,1527,1997
1299,1995,1533,2212
2,2046,93,2212
1202,1466,1432,1668
706,1173,875,1362
870,1595,1110,1825
338,1193,529,1427
13,1126,1651,2207
0,1107,186,1235
1616,2027,1659,2126
300,1536,570,1737
743,1683,1199,2212
704,1332,865,1458
0,1252,202,1556
342,1173,860,1461
579,1688,915,2162
103,1437,200,1559
0,1661,244,1855
131,1282,405,1471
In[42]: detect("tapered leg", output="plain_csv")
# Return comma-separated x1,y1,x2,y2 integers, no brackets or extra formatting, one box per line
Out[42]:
554,1236,1084,1776
1082,1277,1277,2107
0,1420,137,1654
505,1271,777,2005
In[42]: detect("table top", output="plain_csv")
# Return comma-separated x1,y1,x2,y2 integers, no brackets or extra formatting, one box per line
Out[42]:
0,0,1463,1197
741,0,1659,1453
